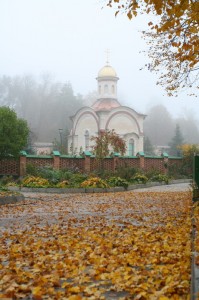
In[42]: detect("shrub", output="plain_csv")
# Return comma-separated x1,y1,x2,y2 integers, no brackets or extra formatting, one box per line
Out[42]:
96,170,115,180
0,175,14,186
36,167,61,184
180,144,199,177
108,177,129,189
36,167,75,184
81,177,109,188
0,185,8,192
26,163,38,176
145,168,160,179
6,181,18,187
132,173,148,184
116,166,138,181
21,176,50,188
69,173,88,186
150,174,170,184
56,180,69,188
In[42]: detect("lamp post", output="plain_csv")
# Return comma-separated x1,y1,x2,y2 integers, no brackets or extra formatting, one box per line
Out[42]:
59,128,63,153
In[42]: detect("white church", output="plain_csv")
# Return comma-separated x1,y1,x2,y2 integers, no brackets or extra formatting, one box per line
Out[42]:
68,62,146,156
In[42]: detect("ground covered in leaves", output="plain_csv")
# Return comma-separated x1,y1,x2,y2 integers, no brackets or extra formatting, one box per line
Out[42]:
0,188,192,299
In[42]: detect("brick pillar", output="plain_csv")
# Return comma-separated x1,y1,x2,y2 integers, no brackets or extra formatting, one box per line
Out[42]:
84,151,91,173
19,151,27,176
137,151,145,170
113,153,120,172
53,151,60,170
85,156,91,173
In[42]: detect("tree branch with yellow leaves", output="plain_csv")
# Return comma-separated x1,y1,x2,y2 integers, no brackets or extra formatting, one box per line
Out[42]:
106,0,199,95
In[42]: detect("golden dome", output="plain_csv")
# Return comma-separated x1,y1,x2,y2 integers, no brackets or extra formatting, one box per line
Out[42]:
98,65,117,78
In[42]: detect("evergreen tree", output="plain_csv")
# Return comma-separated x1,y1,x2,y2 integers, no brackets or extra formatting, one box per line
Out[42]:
144,105,175,146
144,136,154,156
169,124,184,157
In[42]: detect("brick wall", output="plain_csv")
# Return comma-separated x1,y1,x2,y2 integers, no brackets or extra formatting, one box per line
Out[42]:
0,159,19,176
144,157,165,173
168,158,182,168
60,157,85,172
168,157,184,176
116,157,140,169
90,158,115,173
0,152,183,177
27,157,53,168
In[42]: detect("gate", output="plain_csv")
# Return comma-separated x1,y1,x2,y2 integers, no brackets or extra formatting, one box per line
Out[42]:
194,155,199,188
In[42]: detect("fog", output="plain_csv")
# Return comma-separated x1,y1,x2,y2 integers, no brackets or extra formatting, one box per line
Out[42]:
0,0,198,137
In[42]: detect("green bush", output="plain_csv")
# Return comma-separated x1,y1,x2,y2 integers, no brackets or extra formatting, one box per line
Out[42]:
132,173,148,184
97,170,115,180
21,176,50,188
145,168,160,179
107,177,129,189
116,166,138,181
168,164,188,179
37,167,61,184
0,185,8,192
69,173,88,187
0,175,14,186
81,177,109,188
36,167,74,184
56,180,70,188
6,181,18,187
150,174,169,184
26,163,38,176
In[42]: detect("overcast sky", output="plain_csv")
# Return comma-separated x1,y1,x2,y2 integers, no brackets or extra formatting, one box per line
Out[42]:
0,0,198,120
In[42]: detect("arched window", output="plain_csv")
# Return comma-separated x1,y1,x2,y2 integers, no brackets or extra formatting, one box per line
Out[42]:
104,84,108,93
112,85,115,94
129,139,134,156
85,130,89,150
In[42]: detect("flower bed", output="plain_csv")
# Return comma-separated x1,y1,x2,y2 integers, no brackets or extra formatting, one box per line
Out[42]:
1,168,190,195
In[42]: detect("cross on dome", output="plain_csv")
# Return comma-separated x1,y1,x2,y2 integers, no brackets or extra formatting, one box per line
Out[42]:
105,49,110,65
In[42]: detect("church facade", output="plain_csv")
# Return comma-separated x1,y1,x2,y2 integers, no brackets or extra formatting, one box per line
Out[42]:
68,63,146,156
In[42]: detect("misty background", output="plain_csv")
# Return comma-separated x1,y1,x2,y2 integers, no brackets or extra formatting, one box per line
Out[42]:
0,0,198,148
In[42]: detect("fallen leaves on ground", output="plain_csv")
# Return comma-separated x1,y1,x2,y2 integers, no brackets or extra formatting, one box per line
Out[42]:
193,202,199,268
0,190,192,299
0,191,21,198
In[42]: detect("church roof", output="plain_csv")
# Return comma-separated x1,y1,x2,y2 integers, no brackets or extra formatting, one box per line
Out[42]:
98,64,117,78
92,98,121,111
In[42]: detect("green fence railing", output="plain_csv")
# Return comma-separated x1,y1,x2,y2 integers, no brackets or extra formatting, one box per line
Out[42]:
194,155,199,188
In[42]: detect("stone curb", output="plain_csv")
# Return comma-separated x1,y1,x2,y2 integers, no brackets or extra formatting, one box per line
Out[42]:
0,195,24,205
7,179,192,194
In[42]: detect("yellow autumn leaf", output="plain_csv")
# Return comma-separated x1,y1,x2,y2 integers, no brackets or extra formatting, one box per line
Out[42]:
68,286,81,294
32,286,43,300
67,295,82,300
